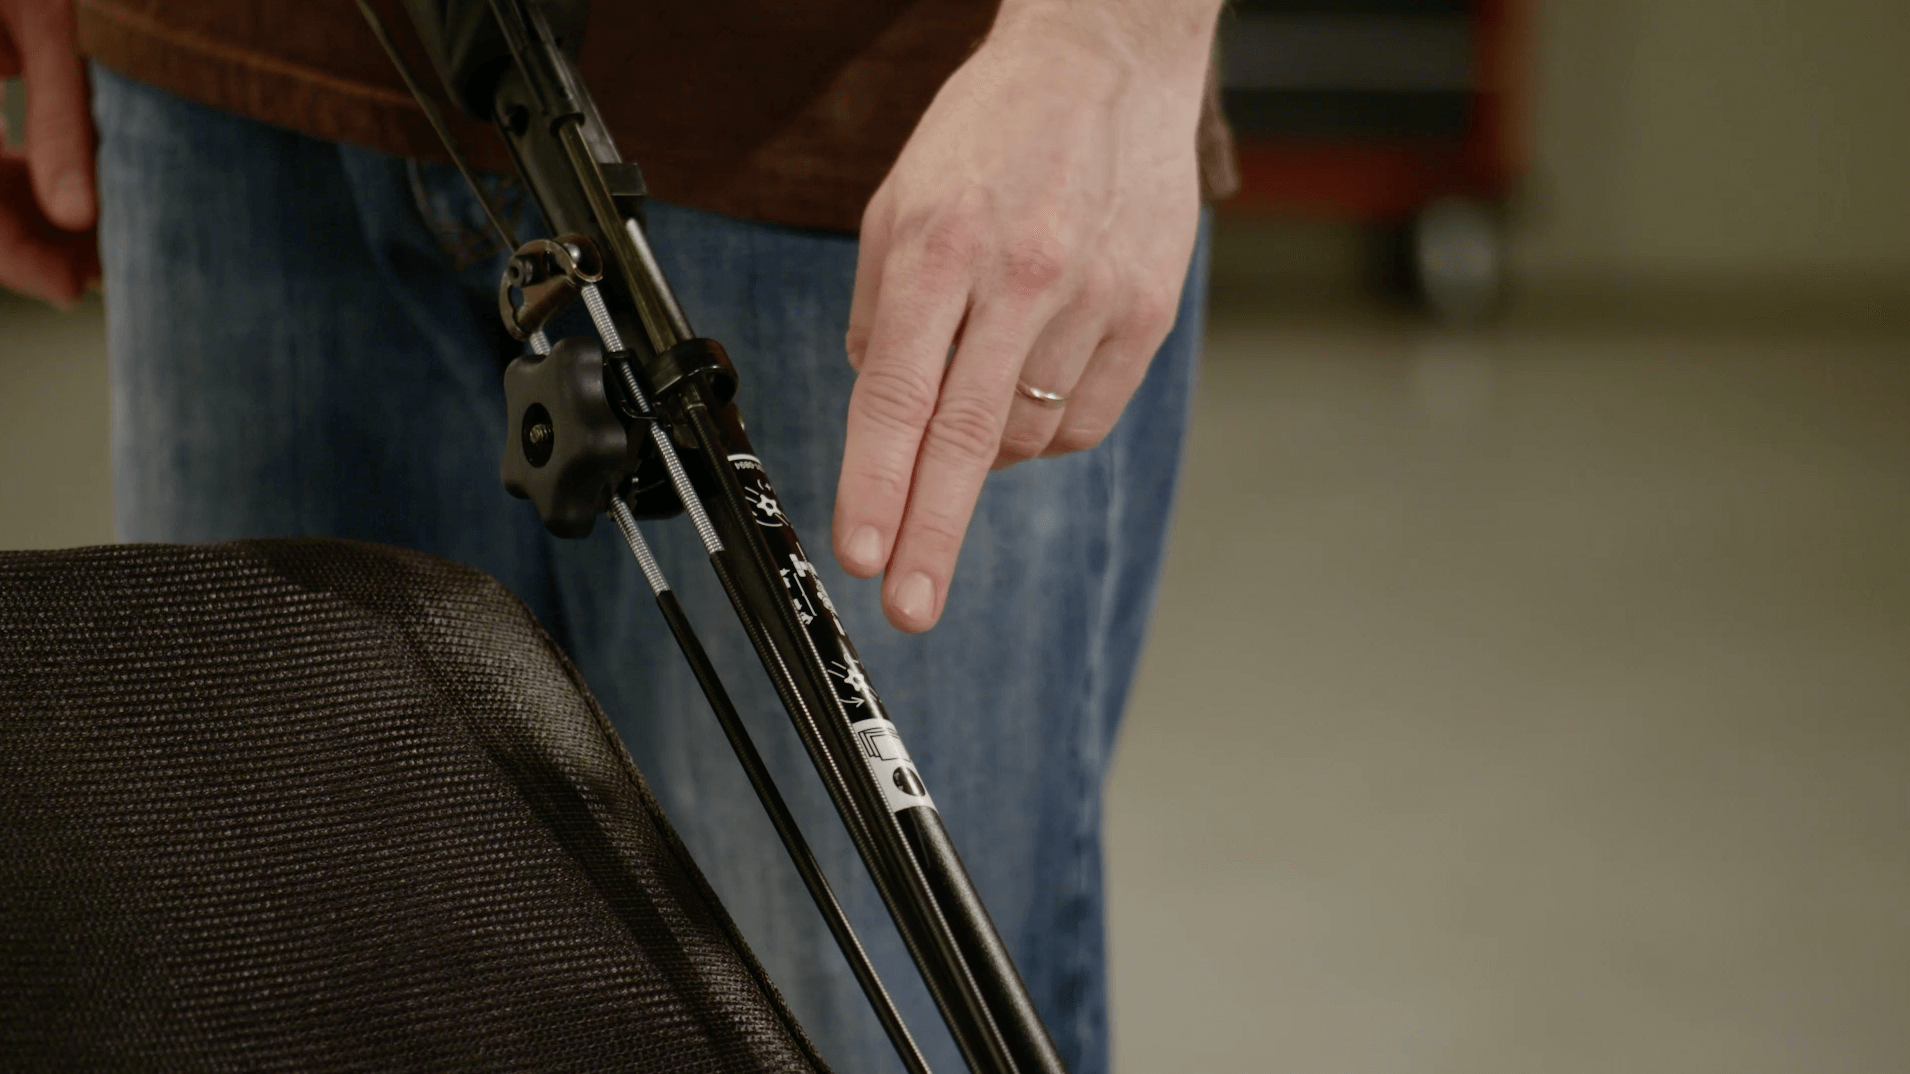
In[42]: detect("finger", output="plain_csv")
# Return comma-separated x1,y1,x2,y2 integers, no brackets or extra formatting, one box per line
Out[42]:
1035,337,1146,460
991,287,1110,470
845,190,893,371
17,0,95,231
1043,287,1181,458
0,238,91,305
832,215,980,579
879,301,1042,632
0,162,95,305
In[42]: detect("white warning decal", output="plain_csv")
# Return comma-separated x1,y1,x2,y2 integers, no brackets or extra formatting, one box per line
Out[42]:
827,654,875,710
849,717,937,814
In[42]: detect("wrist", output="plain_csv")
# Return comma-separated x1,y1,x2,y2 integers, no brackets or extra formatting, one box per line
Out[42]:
989,0,1221,90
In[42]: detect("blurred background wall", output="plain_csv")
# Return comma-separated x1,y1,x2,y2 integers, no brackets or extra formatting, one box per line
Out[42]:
1210,0,1910,319
1516,0,1910,296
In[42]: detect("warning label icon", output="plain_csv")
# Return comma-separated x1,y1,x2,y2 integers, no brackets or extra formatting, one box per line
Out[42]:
848,716,937,814
857,723,905,762
892,765,928,799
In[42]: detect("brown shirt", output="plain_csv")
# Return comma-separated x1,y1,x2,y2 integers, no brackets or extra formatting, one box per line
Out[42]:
76,0,1236,234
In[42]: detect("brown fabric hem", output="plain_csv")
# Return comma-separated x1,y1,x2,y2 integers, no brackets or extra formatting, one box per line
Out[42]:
77,0,891,233
77,0,1236,234
77,0,461,168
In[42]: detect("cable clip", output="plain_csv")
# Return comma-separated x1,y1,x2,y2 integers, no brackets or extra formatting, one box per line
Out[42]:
498,234,602,340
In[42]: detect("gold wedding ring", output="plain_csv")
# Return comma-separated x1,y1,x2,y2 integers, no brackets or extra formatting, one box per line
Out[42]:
1014,380,1068,409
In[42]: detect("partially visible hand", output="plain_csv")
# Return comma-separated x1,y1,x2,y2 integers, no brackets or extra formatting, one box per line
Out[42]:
834,0,1218,632
1,0,98,307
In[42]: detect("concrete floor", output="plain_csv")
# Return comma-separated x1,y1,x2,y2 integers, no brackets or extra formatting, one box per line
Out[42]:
1108,297,1910,1073
3,270,1908,1072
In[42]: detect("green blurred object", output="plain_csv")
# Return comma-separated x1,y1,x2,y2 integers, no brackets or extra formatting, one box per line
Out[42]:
2,78,24,148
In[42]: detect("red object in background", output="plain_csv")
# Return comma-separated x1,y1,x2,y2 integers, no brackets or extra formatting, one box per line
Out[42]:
1223,0,1525,222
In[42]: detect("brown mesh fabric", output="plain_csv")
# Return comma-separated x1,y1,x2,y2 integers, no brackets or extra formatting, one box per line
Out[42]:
0,539,829,1073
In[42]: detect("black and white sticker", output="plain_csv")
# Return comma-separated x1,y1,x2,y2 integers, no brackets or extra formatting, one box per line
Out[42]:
729,454,787,526
727,452,930,813
850,717,937,814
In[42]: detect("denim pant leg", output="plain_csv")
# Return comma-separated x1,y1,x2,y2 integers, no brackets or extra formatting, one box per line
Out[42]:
92,66,565,636
95,64,1208,1074
552,203,1209,1074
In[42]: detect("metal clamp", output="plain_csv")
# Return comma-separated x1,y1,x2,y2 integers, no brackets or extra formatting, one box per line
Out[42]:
647,337,740,409
498,234,602,340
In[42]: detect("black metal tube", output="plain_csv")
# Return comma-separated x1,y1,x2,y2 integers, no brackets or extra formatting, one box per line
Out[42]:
556,120,692,351
903,810,1066,1074
673,398,1034,1074
683,399,1066,1073
385,4,1075,1069
649,585,932,1074
702,545,1004,1074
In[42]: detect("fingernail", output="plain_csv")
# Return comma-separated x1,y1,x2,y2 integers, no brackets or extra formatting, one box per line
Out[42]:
845,525,883,571
894,571,935,624
50,173,93,229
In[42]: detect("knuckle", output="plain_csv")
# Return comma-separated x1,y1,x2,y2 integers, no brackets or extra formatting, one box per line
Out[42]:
1125,284,1180,341
924,393,1005,465
998,234,1068,298
854,364,938,434
916,514,967,555
901,512,967,567
914,206,986,276
995,432,1045,465
858,460,913,508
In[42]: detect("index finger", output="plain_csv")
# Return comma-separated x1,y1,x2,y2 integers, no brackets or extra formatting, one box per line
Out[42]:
875,298,1043,631
832,216,977,579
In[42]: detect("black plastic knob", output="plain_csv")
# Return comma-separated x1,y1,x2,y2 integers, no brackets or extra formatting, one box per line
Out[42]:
501,336,627,538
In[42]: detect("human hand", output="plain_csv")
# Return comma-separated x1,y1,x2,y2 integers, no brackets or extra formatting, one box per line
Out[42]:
833,0,1219,632
0,0,98,307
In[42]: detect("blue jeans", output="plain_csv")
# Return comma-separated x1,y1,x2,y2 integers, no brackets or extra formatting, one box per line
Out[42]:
93,65,1207,1074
